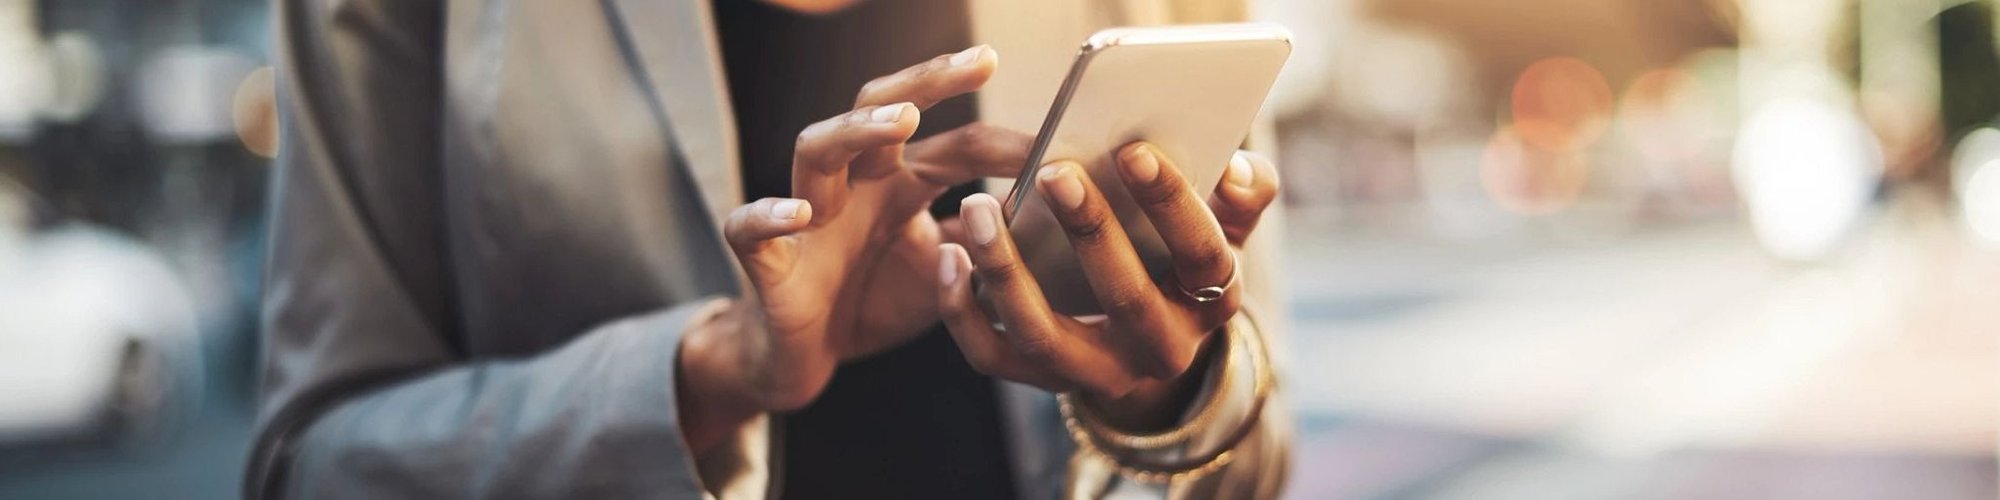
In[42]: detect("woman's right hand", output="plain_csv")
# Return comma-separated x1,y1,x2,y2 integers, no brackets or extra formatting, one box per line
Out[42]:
674,46,1031,452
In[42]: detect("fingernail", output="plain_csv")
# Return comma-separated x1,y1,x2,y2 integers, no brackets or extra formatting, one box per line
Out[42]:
1227,152,1255,188
872,102,909,123
950,45,985,66
937,244,961,285
1039,163,1086,210
964,195,1000,245
771,199,805,219
1125,145,1161,183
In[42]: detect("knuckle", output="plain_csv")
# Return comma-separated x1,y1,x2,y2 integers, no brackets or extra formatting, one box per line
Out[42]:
1009,331,1063,366
955,123,991,155
1101,290,1155,322
976,256,1024,281
1062,214,1113,246
1112,324,1189,380
958,121,993,140
856,78,892,102
797,121,840,153
1184,247,1232,278
722,206,759,245
1134,177,1186,206
915,56,948,77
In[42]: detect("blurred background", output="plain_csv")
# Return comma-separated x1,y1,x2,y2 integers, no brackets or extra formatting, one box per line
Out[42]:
0,0,1994,498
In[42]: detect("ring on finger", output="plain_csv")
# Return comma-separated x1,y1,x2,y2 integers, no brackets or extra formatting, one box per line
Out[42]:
1177,251,1238,303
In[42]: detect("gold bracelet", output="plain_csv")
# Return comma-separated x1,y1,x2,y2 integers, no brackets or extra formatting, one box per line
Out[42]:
1058,313,1275,483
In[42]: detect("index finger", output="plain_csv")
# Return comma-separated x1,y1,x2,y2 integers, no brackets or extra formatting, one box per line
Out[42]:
853,45,997,110
792,103,919,222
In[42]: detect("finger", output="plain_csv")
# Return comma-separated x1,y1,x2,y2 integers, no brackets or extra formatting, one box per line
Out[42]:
1209,151,1281,247
937,243,1070,391
850,46,997,174
960,193,1137,395
792,103,919,222
905,122,1034,186
724,198,813,290
938,216,969,246
1116,143,1240,320
1034,162,1193,379
853,45,997,110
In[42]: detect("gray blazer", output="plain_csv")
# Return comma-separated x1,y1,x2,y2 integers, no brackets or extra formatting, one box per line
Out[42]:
251,0,1287,498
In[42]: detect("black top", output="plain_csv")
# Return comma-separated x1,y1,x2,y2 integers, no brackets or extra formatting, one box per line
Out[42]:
710,0,1017,498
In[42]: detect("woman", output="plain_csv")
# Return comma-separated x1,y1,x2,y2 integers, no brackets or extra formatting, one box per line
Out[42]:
250,0,1287,498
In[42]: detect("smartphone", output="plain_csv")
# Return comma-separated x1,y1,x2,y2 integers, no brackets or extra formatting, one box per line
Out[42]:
997,23,1291,316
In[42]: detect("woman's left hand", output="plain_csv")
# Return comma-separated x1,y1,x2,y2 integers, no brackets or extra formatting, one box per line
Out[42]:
937,142,1280,431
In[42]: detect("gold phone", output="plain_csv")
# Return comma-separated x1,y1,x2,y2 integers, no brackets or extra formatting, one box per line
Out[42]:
997,23,1292,316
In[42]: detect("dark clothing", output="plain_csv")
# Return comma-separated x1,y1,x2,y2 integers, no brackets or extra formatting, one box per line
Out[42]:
711,0,1017,498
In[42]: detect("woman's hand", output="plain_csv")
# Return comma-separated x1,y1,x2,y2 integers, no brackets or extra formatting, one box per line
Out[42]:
678,46,1033,451
937,143,1280,430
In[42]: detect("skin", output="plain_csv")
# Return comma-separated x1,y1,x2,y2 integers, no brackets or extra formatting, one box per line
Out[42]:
939,145,1280,430
678,46,1282,451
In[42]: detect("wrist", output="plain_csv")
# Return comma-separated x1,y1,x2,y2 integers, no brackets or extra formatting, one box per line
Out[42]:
676,299,764,454
1087,332,1222,432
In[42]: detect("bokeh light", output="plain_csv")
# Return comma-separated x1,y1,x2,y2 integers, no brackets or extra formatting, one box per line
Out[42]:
1731,98,1883,261
42,31,104,124
133,46,259,144
1480,126,1589,214
0,1,46,141
1962,160,2000,248
1617,68,1710,165
1953,127,2000,248
1510,57,1614,152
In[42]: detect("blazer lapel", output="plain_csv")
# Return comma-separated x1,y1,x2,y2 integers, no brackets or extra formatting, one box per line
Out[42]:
601,0,742,226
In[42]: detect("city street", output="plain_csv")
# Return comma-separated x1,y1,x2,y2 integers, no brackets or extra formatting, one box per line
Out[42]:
1281,197,1998,499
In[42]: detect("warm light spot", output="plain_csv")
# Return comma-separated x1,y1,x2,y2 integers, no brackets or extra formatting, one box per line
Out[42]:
1511,57,1614,152
232,66,277,159
1617,68,1709,164
1481,126,1590,214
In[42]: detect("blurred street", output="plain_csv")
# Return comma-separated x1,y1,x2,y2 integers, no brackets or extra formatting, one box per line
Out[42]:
1280,196,1999,499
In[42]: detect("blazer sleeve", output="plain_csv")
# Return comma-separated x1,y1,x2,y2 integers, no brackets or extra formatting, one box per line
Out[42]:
246,0,734,497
